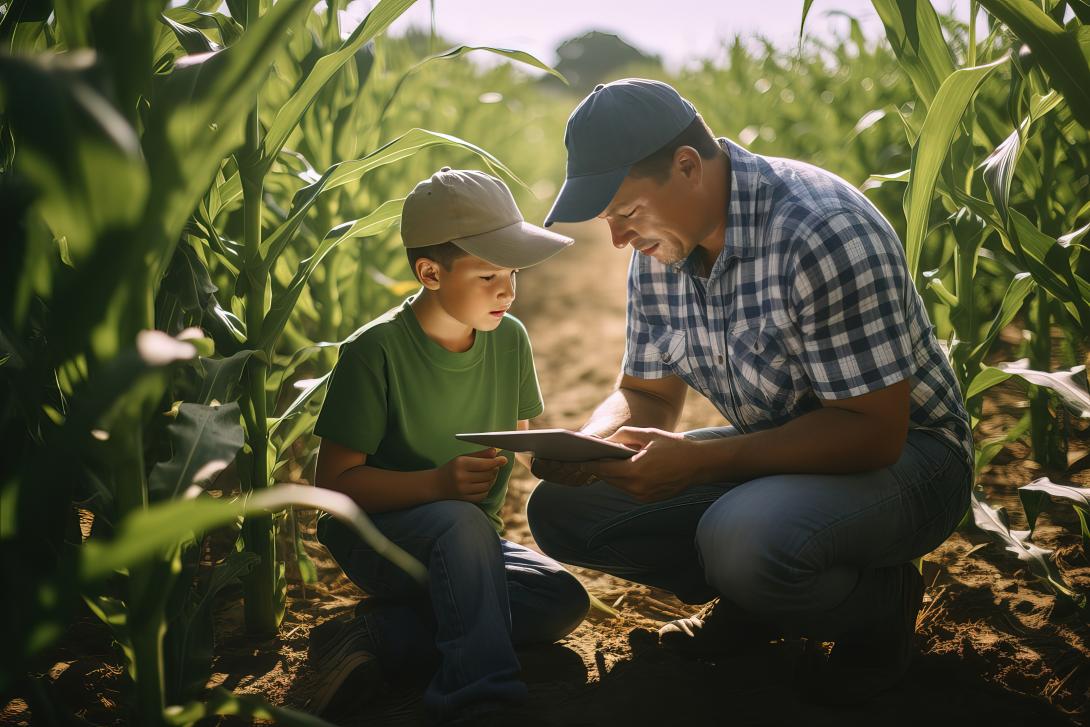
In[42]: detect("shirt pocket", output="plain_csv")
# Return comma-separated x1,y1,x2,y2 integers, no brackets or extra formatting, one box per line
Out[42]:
727,322,796,415
648,325,696,383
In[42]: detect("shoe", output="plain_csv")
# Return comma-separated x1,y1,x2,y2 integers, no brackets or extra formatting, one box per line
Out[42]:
809,562,924,705
306,616,383,717
657,598,780,658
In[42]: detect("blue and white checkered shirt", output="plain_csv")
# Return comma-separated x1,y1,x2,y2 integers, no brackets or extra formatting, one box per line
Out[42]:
622,138,973,468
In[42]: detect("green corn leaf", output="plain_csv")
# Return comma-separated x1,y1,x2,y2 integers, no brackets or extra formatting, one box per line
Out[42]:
995,358,1090,418
81,484,426,584
977,0,1090,128
968,272,1036,363
161,14,219,54
165,686,339,727
965,365,1013,401
261,0,419,165
1006,209,1090,327
197,350,257,405
260,128,522,264
375,45,568,131
164,549,258,703
259,199,404,353
975,412,1031,471
268,372,331,437
870,0,956,108
290,508,318,586
0,52,148,263
147,402,245,502
140,0,313,265
981,127,1022,225
970,491,1085,605
904,57,1007,280
1019,478,1090,552
924,274,958,308
799,0,816,44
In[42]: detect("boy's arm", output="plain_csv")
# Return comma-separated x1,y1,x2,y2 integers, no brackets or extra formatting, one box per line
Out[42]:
315,438,508,513
513,419,534,472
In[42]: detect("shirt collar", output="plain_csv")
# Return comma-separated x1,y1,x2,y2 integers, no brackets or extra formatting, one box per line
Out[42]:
672,137,764,279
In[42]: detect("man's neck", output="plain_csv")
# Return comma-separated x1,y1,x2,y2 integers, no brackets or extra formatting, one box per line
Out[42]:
410,291,475,352
692,150,732,276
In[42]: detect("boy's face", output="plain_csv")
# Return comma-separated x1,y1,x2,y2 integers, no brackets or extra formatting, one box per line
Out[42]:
418,254,518,331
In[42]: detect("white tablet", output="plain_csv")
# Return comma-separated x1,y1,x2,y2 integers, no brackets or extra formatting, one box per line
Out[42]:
455,429,637,462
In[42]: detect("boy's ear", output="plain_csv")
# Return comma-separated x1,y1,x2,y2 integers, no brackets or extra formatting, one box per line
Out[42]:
415,258,442,290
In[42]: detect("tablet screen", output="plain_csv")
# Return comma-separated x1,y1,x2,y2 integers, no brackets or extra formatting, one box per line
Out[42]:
455,429,636,462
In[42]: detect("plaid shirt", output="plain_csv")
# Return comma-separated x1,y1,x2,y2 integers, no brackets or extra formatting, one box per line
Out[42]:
622,138,973,468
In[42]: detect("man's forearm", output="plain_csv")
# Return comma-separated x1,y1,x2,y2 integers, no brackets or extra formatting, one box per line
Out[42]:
582,386,683,438
691,405,907,485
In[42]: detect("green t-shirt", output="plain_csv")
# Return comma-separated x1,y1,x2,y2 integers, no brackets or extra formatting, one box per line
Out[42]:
313,294,544,532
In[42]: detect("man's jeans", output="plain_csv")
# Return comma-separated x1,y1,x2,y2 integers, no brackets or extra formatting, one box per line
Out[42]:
317,500,589,717
526,427,971,639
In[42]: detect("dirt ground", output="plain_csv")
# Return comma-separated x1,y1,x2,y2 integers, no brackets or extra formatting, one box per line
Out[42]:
4,220,1089,726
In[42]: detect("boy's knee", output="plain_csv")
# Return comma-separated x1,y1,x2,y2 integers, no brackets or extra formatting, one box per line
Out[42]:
555,571,590,634
533,569,590,642
418,500,498,551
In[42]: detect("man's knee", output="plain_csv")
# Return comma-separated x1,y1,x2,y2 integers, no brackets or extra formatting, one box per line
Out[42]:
525,482,577,557
696,495,812,613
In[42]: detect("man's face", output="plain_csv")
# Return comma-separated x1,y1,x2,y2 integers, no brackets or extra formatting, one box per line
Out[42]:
597,156,705,265
426,255,518,331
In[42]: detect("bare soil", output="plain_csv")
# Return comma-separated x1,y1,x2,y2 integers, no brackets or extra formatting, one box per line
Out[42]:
5,220,1089,727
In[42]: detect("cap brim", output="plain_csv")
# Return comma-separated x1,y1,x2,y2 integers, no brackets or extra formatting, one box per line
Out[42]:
452,220,573,269
543,166,630,227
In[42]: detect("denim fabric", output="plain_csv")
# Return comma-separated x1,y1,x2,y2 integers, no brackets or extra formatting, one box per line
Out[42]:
527,427,971,635
317,500,589,717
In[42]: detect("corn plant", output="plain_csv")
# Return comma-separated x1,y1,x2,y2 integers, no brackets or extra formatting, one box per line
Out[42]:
2,0,568,720
803,0,1090,605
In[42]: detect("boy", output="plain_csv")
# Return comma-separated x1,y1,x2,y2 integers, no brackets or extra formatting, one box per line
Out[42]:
308,167,589,723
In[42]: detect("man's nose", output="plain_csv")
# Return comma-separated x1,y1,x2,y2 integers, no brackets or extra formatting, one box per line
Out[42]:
607,220,632,249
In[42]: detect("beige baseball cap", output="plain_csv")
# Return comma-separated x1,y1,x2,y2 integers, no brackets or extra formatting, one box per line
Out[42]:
401,167,573,268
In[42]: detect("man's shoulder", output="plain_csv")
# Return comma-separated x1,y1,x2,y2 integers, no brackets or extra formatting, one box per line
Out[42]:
752,157,897,253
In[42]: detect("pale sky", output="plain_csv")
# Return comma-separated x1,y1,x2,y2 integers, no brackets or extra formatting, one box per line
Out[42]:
370,0,978,71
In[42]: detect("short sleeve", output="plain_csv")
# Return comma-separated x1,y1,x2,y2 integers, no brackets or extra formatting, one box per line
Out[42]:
516,324,544,419
789,208,916,399
313,345,387,454
621,253,670,379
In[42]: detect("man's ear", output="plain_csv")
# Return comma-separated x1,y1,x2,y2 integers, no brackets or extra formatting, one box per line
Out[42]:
416,258,442,290
674,146,702,185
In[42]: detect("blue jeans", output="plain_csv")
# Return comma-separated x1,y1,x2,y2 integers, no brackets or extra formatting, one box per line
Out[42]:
317,499,589,717
526,427,971,639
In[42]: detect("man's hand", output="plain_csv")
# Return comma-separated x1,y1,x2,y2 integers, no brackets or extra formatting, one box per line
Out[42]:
580,427,701,502
530,457,600,486
436,448,508,502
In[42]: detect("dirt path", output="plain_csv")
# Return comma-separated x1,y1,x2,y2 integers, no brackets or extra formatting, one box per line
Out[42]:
4,222,1088,727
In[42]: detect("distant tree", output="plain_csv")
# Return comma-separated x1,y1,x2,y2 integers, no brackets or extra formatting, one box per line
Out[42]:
545,30,662,94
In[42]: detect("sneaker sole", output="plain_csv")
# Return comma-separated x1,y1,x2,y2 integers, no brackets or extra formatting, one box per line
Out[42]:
307,649,380,716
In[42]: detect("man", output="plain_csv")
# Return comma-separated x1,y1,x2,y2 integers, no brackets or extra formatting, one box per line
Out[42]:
525,78,973,702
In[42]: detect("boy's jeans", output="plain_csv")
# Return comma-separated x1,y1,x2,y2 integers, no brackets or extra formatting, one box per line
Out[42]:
526,427,971,639
317,499,589,717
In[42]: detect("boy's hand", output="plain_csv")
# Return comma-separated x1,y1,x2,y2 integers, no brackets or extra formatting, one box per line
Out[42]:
530,458,600,486
437,448,508,502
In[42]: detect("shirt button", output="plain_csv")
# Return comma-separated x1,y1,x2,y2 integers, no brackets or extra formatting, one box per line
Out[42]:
716,354,725,365
662,352,672,363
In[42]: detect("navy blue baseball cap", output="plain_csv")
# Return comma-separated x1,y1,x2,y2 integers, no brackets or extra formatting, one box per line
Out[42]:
544,78,698,227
